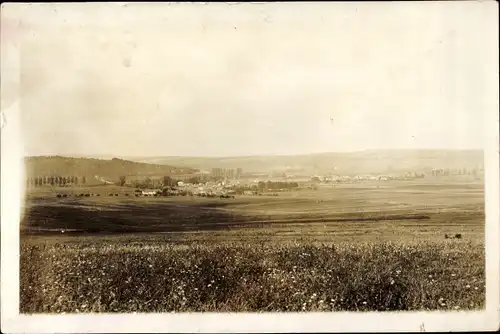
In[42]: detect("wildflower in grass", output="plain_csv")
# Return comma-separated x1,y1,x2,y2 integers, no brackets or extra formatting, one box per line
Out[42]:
474,287,479,290
466,285,470,289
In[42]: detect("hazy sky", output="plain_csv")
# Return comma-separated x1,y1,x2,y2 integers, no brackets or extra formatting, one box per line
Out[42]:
5,2,498,157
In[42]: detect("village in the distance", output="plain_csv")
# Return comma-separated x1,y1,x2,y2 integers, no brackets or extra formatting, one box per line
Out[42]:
24,151,484,199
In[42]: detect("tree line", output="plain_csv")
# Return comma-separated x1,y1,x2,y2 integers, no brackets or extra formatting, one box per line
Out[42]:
26,176,87,187
256,181,299,190
124,176,300,192
126,175,226,189
232,181,299,193
431,168,479,176
124,175,177,189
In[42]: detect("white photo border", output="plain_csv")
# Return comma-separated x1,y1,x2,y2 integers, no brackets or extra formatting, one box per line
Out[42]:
1,2,499,333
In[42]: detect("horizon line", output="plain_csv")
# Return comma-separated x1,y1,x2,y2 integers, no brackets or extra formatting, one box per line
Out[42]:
24,148,485,160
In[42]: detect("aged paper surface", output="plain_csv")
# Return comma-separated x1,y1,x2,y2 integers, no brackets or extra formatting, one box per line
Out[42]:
1,1,499,333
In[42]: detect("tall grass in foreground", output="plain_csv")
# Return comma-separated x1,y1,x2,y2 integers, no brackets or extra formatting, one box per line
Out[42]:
20,240,484,313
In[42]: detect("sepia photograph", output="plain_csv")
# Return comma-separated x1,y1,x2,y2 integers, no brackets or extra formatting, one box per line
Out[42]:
1,1,499,333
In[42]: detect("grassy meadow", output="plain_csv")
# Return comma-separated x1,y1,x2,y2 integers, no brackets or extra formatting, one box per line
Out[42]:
20,179,485,313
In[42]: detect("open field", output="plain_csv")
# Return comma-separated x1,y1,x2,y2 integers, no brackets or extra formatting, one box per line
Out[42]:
22,180,484,240
21,240,484,313
20,179,485,312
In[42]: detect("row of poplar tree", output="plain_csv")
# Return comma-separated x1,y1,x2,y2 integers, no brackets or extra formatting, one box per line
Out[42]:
26,176,87,187
431,168,478,176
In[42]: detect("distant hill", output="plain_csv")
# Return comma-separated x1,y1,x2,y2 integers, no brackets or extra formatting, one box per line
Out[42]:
125,150,484,175
24,156,198,180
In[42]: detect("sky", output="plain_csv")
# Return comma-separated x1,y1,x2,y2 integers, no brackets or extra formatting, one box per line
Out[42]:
3,2,498,157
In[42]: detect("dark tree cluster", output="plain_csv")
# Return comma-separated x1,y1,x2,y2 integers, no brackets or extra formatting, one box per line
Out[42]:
26,176,85,188
231,181,299,194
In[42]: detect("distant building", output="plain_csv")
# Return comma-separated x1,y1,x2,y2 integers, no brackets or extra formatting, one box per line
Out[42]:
211,167,242,179
141,190,159,196
236,168,243,179
212,168,223,178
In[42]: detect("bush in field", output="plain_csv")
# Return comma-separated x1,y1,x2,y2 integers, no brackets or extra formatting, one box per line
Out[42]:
20,240,485,314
